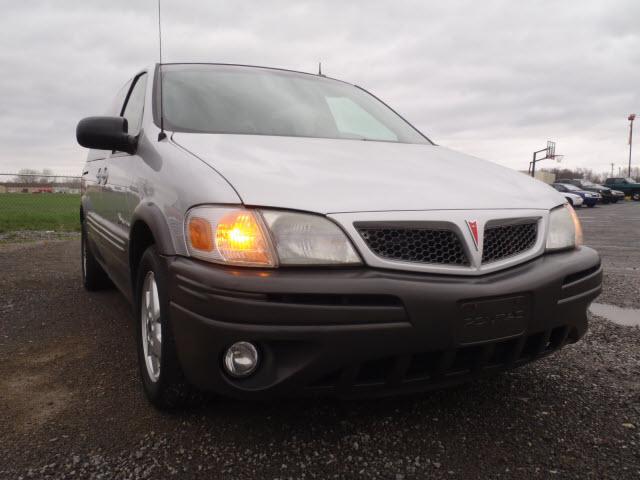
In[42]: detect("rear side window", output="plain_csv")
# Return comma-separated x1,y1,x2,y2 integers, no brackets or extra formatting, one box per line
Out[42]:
122,74,148,136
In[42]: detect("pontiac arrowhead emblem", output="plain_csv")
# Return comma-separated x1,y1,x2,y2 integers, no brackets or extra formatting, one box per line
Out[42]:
466,220,479,250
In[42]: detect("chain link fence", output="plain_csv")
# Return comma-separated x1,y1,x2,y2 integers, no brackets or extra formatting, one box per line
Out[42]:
0,173,82,235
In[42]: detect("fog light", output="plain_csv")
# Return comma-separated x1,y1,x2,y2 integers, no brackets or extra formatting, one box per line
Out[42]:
223,341,259,378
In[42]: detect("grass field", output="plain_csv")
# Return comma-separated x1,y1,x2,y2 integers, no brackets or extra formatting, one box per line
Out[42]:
0,193,80,232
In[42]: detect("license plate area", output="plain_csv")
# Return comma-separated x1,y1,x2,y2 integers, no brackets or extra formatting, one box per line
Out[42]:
457,294,530,345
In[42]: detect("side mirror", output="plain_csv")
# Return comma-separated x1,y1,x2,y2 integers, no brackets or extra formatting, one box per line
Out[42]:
76,116,137,154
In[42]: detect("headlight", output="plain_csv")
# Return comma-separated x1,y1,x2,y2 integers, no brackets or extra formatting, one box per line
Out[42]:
261,210,361,265
185,206,361,267
546,204,583,251
186,207,276,267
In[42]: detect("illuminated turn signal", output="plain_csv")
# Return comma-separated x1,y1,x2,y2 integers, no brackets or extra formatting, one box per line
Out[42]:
188,216,214,252
215,210,275,266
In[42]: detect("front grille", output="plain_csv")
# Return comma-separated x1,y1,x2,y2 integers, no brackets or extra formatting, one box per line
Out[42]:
482,221,538,264
357,227,469,266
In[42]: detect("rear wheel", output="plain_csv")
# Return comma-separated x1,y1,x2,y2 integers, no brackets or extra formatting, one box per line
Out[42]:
587,203,595,208
136,245,190,410
632,191,640,201
81,221,111,291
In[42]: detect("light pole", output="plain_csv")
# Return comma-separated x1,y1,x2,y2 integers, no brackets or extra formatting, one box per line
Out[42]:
629,114,636,177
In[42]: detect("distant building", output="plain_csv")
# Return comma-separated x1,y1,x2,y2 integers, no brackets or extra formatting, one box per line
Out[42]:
3,183,55,193
53,186,81,194
519,170,556,185
533,171,556,185
0,185,6,193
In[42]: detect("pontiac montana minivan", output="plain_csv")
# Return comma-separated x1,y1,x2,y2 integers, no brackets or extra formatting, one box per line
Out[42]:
76,63,602,409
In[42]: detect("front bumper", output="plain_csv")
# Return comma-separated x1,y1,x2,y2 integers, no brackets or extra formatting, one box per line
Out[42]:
166,247,602,399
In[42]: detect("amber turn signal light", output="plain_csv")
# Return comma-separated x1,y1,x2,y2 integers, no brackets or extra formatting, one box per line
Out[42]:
188,216,214,252
215,210,274,266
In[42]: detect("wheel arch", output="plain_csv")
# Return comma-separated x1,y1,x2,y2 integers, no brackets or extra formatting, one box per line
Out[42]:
129,203,177,297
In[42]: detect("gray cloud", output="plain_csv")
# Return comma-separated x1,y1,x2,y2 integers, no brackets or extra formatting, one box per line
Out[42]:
0,0,638,175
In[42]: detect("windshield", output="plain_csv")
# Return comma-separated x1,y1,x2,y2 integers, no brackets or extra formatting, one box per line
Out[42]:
625,177,636,183
158,64,431,144
561,184,581,192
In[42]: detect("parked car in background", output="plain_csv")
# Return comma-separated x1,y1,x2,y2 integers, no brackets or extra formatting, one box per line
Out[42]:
609,189,625,202
561,192,583,207
75,63,601,409
604,177,640,201
560,179,614,204
551,183,599,208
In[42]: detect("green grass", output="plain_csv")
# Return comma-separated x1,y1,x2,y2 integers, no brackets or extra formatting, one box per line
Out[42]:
0,193,81,232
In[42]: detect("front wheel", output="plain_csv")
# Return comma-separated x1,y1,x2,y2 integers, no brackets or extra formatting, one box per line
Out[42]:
632,192,640,201
136,246,190,410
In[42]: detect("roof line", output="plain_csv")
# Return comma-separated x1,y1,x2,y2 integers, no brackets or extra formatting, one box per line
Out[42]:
156,62,354,86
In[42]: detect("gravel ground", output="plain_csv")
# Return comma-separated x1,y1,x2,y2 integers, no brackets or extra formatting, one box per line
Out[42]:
0,203,639,479
0,230,79,245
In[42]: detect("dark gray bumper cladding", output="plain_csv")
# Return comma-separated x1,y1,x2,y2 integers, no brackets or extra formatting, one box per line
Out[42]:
166,247,602,399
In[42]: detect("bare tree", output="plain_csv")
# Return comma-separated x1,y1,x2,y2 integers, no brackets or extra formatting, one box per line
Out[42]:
39,168,54,183
15,168,40,184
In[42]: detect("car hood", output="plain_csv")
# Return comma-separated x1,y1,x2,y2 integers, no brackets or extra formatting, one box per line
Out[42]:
173,133,564,214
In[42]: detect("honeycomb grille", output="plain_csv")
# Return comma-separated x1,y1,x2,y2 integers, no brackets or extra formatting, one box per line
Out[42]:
357,227,469,266
482,221,538,264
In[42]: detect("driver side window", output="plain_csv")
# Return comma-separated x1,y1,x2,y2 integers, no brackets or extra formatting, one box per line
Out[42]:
121,73,148,136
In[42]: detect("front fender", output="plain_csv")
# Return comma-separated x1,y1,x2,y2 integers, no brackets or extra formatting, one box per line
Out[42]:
130,202,177,256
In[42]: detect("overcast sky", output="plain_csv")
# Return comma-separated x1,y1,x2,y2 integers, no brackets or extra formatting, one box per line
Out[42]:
1,0,638,176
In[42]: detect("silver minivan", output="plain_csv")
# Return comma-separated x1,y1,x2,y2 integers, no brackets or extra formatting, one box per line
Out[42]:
77,63,601,409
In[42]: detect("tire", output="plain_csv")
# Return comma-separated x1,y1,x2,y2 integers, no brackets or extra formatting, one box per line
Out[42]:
81,221,111,291
587,203,595,208
136,245,190,410
632,191,640,201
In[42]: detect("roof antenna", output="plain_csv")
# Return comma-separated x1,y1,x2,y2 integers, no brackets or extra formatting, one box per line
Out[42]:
318,61,325,77
157,0,166,141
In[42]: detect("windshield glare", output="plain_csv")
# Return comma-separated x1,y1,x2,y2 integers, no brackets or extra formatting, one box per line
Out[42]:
159,65,430,144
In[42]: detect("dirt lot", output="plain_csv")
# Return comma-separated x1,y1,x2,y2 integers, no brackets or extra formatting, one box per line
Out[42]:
1,203,639,479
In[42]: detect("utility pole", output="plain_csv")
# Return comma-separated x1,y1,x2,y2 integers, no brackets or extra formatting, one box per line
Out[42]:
629,114,636,177
610,163,615,177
